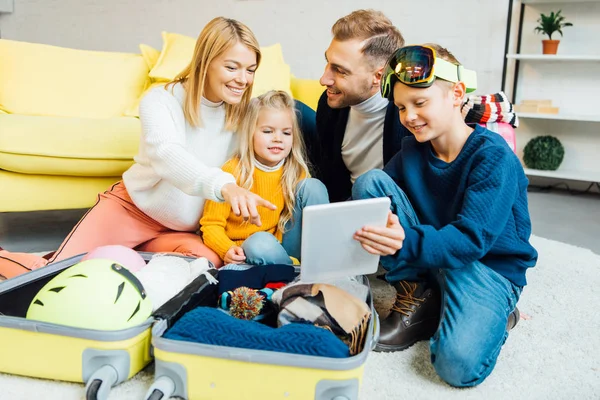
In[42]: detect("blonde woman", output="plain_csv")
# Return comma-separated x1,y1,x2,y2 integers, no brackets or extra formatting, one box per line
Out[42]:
0,17,275,276
201,91,329,266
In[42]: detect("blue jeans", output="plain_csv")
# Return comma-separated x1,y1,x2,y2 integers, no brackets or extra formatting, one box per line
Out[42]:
352,170,522,387
242,178,329,265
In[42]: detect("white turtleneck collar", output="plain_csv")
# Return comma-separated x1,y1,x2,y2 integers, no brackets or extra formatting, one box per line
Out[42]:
201,97,224,108
351,92,389,115
255,158,285,172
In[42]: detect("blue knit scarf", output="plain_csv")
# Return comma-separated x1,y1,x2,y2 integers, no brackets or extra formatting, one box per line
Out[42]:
164,307,350,358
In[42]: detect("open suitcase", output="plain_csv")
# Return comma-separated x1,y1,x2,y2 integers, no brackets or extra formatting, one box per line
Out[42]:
144,270,379,400
0,252,217,400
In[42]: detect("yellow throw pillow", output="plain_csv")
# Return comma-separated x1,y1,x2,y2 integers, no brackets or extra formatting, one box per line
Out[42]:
149,32,196,81
251,57,291,97
124,43,167,117
149,32,291,96
0,39,148,118
251,42,291,97
290,76,323,111
139,44,161,71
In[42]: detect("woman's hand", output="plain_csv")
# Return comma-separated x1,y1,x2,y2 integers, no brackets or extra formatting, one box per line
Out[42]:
221,183,276,227
354,211,405,256
224,246,246,264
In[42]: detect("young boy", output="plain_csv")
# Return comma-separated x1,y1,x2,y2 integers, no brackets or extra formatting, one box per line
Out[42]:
352,44,538,387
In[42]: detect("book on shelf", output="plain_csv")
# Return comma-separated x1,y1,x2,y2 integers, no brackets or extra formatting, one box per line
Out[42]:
515,99,559,114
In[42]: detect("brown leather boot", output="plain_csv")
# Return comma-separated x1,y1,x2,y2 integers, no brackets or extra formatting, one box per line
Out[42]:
375,280,441,352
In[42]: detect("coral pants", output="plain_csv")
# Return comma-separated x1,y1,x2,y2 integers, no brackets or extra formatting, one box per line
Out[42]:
0,181,221,280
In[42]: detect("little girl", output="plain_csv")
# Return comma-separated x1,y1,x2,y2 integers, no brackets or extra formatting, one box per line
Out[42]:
200,90,329,266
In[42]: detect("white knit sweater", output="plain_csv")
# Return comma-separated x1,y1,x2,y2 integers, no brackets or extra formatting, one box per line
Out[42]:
123,83,237,232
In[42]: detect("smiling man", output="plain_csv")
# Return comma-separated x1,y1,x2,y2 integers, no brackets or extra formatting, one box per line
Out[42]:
307,9,409,202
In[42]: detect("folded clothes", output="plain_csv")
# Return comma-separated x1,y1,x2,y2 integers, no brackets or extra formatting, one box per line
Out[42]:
164,307,350,358
272,283,371,356
217,264,296,295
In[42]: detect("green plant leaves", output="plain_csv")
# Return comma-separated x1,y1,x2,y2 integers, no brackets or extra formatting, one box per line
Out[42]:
534,10,574,40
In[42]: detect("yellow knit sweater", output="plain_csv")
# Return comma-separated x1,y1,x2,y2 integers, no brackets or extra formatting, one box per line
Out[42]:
200,158,287,260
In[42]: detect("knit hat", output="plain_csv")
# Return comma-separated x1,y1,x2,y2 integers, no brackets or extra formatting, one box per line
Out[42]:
462,91,519,128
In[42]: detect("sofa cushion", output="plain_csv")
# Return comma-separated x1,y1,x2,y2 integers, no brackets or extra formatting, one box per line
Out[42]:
0,115,140,176
0,170,120,212
0,152,134,177
0,39,148,118
148,32,291,97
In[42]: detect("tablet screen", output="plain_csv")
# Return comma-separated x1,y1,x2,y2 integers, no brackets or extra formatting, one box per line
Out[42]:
300,197,391,282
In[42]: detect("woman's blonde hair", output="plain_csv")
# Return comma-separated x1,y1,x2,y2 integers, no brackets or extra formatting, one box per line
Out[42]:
167,17,261,131
236,90,310,232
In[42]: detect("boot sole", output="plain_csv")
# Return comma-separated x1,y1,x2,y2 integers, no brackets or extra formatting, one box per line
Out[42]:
373,318,439,353
374,334,432,353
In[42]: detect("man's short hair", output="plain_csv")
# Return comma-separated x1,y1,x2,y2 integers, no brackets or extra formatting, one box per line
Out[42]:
332,9,405,69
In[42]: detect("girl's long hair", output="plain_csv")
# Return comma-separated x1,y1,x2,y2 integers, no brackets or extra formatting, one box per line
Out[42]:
236,91,310,232
166,17,261,131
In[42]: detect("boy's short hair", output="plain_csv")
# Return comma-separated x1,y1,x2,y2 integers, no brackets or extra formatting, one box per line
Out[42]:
423,43,462,91
332,9,405,69
424,43,461,66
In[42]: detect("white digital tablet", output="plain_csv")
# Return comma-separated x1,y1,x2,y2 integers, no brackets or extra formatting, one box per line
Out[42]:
300,197,391,282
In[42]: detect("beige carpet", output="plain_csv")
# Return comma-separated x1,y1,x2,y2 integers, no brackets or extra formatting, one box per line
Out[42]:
1,235,599,399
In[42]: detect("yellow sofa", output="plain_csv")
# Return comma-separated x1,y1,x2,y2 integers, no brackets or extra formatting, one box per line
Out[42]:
0,36,323,212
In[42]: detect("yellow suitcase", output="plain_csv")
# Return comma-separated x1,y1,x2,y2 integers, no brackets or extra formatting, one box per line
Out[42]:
0,252,217,400
144,272,379,400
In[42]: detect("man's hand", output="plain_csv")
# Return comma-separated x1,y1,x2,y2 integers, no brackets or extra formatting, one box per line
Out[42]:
354,211,405,256
221,183,276,227
224,246,246,265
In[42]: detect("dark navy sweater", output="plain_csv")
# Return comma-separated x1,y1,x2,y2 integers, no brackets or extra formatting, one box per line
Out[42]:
311,91,409,202
383,125,537,287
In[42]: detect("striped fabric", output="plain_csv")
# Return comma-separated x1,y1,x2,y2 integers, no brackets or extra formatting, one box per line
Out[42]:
462,91,519,128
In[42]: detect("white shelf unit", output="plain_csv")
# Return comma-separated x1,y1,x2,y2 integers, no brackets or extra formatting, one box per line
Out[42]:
506,54,600,61
522,0,600,4
518,113,600,123
524,168,600,182
503,1,600,184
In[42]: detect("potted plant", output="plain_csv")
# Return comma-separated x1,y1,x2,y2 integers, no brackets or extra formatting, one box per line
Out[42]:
534,10,573,55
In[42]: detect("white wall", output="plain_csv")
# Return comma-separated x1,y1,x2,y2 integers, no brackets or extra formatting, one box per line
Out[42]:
0,0,509,94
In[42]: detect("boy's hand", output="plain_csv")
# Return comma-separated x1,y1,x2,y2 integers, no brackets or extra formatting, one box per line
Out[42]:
354,211,405,256
224,246,246,264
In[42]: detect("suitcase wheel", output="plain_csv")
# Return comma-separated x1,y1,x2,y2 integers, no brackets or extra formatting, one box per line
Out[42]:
85,365,118,400
147,389,165,400
144,376,175,400
86,378,112,400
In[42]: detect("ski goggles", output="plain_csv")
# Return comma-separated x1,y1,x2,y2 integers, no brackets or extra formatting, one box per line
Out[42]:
380,45,477,99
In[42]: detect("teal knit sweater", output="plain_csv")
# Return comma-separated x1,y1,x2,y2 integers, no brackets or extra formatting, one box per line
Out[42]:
384,125,537,286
